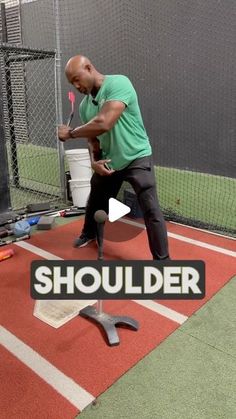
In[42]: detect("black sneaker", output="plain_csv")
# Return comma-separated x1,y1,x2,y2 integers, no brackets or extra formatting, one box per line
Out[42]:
73,234,96,248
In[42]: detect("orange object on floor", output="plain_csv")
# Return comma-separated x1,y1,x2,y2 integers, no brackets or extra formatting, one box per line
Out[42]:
0,248,14,261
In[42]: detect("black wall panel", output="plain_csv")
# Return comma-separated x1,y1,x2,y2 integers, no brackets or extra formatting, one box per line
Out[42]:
21,0,236,177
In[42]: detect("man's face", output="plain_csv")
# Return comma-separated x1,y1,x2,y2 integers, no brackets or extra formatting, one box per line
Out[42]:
67,66,94,95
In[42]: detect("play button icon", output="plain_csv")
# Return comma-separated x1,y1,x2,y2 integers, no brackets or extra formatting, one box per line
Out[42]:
103,197,144,243
108,198,130,222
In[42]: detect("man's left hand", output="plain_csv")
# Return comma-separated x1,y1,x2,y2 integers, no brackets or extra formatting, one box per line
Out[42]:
58,125,71,142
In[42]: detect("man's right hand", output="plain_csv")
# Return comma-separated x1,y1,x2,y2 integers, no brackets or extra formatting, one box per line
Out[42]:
92,160,115,176
58,125,71,142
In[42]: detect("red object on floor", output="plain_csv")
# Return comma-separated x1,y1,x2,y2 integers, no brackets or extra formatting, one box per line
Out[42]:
0,248,14,262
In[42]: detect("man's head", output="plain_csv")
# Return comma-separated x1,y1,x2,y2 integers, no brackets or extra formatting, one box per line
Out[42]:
65,55,98,95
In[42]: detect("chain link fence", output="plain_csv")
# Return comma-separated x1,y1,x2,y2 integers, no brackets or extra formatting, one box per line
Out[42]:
0,0,65,212
0,43,63,210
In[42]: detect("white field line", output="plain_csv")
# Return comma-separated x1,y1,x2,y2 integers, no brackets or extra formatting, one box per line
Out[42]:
16,241,63,260
132,300,188,324
120,219,236,257
169,221,236,240
0,326,95,411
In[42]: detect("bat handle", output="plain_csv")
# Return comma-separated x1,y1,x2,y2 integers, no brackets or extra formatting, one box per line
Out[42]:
67,114,73,127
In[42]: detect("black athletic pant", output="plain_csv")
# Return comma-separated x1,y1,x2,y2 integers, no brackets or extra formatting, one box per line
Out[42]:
82,156,169,260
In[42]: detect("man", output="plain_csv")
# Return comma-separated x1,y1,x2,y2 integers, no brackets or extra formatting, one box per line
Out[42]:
58,55,169,260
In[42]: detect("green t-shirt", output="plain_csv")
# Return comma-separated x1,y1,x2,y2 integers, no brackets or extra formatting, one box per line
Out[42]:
79,75,152,170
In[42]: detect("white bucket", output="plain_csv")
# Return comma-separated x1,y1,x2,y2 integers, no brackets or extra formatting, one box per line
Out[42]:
69,178,91,208
65,149,92,179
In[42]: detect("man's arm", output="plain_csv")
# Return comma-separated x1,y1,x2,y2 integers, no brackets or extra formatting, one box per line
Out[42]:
87,137,101,164
58,101,126,141
87,137,115,176
71,101,125,138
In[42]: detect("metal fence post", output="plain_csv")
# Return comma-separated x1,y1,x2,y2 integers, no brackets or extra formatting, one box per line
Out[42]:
54,0,66,203
1,2,19,188
0,60,11,213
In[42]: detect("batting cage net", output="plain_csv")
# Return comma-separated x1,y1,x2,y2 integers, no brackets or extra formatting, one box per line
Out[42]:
0,43,62,208
0,0,64,211
0,0,235,236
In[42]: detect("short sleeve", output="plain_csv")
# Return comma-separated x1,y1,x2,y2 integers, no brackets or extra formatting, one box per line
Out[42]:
105,76,134,107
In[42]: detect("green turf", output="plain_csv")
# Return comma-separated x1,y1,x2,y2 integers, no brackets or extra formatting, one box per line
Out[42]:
8,143,236,234
16,143,61,187
8,143,64,209
156,167,236,232
78,276,236,419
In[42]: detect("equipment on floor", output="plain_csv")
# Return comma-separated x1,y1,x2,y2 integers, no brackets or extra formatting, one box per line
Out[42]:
60,208,85,217
26,202,51,213
0,234,30,247
0,248,14,261
0,226,13,239
48,207,85,217
0,205,84,234
13,220,31,237
37,216,55,230
27,216,41,226
0,211,19,227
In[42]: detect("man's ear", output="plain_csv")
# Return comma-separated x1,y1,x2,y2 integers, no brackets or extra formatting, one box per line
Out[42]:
85,63,92,72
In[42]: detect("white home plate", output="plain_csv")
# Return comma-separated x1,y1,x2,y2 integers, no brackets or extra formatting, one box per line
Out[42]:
34,300,97,328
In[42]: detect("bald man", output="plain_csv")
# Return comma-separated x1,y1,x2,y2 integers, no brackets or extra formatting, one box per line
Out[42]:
58,55,169,260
